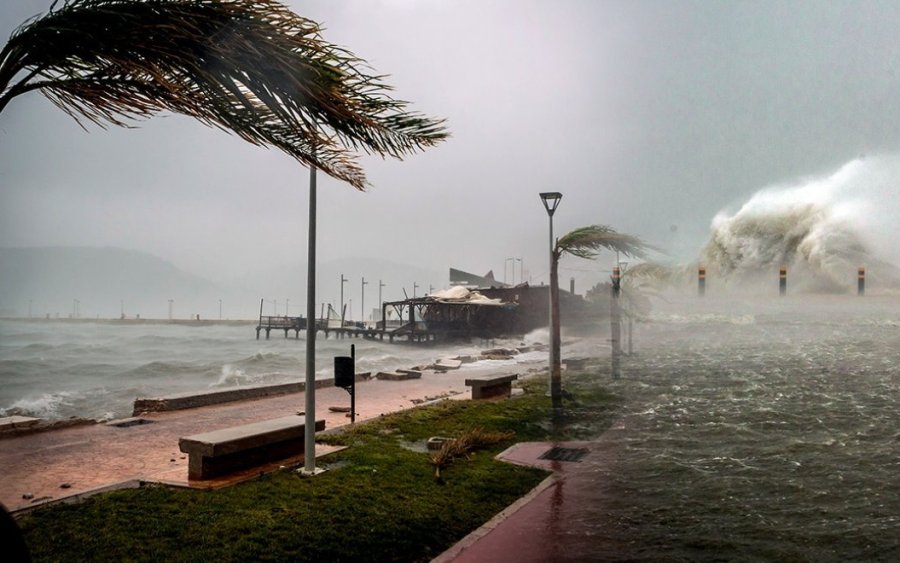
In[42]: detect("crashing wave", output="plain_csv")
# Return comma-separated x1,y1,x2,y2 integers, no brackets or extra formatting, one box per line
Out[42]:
697,158,900,293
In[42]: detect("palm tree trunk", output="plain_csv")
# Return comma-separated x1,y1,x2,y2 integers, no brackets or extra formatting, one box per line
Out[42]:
549,251,562,409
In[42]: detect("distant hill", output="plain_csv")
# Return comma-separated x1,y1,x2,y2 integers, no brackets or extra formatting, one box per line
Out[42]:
0,247,219,319
0,247,451,320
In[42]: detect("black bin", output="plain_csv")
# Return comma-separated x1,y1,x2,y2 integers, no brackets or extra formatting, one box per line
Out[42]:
334,356,354,388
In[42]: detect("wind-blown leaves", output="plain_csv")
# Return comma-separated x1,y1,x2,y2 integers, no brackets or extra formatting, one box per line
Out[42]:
555,225,652,261
0,0,448,189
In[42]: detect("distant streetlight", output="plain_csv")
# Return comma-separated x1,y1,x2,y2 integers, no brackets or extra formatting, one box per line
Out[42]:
517,257,523,285
413,282,419,298
379,280,386,310
340,274,348,325
539,191,563,408
361,277,368,324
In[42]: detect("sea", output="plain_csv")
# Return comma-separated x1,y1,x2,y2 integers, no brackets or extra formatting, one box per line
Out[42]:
570,293,900,561
1,293,898,559
0,319,545,421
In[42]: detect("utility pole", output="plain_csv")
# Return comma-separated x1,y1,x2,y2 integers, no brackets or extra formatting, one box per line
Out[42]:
361,277,368,324
340,274,348,325
413,282,419,298
379,280,386,312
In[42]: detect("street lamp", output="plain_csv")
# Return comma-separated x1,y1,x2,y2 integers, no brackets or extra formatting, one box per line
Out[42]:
539,191,562,408
340,274,348,326
361,277,368,324
303,163,318,475
517,257,523,285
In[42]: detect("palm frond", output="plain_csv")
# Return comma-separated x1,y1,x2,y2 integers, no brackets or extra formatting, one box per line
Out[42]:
556,224,652,260
0,0,448,189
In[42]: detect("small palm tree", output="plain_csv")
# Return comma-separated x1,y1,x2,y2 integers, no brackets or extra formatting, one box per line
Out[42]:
0,0,448,189
549,225,649,405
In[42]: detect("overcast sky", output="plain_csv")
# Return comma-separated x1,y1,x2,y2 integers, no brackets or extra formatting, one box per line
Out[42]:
4,0,900,307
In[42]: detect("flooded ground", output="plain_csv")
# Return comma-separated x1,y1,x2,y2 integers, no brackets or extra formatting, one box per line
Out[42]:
560,294,899,561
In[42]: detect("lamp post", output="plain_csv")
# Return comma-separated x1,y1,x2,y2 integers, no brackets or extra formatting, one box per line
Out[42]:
413,282,419,298
517,257,523,285
303,163,318,475
539,192,562,409
379,280,386,309
361,277,368,324
340,274,348,326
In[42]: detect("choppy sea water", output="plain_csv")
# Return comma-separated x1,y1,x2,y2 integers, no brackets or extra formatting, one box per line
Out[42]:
0,320,542,421
564,294,900,561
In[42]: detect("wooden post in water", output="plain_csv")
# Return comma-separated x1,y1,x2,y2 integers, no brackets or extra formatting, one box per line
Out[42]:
779,267,787,296
698,266,706,296
858,266,865,296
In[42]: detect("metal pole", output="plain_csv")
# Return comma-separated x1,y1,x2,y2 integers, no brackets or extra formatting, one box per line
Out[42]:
340,274,347,326
518,258,523,286
379,280,385,310
548,213,556,396
350,344,356,424
361,277,367,324
303,164,317,475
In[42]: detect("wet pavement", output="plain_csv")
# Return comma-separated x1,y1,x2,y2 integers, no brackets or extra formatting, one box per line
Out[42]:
436,437,628,562
0,365,523,513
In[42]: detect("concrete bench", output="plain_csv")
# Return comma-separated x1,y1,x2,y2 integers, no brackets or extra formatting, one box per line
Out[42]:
464,374,518,400
178,416,325,480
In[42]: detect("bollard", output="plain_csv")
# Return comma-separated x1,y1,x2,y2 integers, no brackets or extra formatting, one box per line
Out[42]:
858,267,865,296
779,267,787,296
698,266,706,297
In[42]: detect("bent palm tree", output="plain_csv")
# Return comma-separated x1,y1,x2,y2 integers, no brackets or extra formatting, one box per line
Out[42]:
549,225,650,405
0,0,448,189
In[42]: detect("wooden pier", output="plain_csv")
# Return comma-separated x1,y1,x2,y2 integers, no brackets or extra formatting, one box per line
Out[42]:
255,315,440,343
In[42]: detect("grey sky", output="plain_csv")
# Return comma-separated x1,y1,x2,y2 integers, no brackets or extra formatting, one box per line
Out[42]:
3,0,900,312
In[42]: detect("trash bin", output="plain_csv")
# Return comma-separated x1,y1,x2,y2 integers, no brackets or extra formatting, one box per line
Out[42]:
334,356,354,388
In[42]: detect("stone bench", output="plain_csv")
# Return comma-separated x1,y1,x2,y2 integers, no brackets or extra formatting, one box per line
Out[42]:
464,374,518,400
178,416,325,480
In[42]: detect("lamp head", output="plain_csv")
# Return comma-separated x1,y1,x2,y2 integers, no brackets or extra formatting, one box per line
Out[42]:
539,192,563,216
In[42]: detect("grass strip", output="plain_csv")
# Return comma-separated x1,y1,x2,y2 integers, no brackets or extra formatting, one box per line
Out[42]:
19,374,619,562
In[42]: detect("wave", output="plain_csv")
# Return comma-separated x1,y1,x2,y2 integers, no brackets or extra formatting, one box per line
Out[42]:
697,157,900,293
0,391,77,419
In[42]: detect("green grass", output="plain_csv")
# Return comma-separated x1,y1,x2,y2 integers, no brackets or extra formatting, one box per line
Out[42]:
18,373,619,562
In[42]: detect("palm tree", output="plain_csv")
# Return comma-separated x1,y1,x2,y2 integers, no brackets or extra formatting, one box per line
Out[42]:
0,0,448,189
550,225,649,406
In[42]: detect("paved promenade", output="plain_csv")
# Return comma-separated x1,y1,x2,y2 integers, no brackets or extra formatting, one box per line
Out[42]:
0,365,521,513
2,360,616,562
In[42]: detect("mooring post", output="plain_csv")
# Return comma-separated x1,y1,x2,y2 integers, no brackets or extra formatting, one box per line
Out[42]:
858,266,865,296
779,267,787,296
698,266,706,296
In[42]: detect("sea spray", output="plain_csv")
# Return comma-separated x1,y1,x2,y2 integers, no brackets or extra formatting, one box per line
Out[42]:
697,156,900,293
